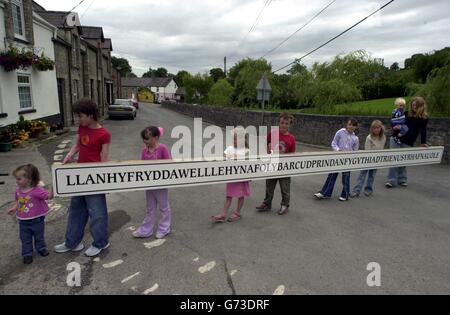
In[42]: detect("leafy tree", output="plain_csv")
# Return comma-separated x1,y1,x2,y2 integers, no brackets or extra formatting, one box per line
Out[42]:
418,65,450,116
183,73,214,104
208,79,234,106
142,67,168,78
390,62,400,71
209,68,226,82
111,56,135,77
175,70,189,86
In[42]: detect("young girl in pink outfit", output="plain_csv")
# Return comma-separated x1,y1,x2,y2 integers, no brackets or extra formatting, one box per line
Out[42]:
212,127,251,223
7,164,53,264
133,126,172,239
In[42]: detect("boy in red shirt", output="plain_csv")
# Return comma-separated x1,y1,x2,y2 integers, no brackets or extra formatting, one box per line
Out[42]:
54,99,112,257
256,113,296,215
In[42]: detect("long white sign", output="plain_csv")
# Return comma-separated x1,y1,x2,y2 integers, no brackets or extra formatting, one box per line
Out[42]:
52,147,444,197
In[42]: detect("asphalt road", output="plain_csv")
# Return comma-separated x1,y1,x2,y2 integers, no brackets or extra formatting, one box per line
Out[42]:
1,103,449,295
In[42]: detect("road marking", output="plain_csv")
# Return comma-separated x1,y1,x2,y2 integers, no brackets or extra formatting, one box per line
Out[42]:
193,257,199,262
198,261,216,274
57,144,67,149
62,140,71,144
144,239,166,249
230,270,238,277
273,285,285,295
49,203,62,211
54,155,63,161
55,149,65,154
121,272,141,284
103,260,124,269
143,284,159,295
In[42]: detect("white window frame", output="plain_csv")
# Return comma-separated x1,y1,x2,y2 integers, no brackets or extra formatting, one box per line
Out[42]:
11,0,26,41
17,73,33,111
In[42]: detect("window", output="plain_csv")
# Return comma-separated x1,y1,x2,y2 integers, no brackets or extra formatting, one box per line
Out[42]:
11,0,25,39
17,74,33,110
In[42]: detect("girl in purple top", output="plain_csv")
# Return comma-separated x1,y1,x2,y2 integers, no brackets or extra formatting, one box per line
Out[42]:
7,164,53,264
314,119,360,201
133,126,172,239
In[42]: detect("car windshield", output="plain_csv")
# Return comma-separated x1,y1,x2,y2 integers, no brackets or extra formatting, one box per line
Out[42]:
113,100,130,106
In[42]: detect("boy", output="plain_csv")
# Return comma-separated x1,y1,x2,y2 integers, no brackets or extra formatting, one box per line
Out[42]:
54,99,111,257
391,98,409,145
256,113,296,215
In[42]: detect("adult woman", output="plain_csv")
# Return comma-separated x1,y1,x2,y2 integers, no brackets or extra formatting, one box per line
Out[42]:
386,97,429,188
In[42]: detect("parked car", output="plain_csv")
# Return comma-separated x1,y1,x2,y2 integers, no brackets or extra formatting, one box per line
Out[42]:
108,99,137,120
131,98,139,109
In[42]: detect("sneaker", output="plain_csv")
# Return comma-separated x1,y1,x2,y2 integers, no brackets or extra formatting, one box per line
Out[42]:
256,203,271,212
339,197,348,202
155,232,170,239
38,249,50,257
132,231,152,238
385,183,393,188
400,183,408,187
85,243,110,257
350,192,360,198
314,193,327,199
364,190,373,197
23,256,33,265
278,206,289,215
54,242,84,253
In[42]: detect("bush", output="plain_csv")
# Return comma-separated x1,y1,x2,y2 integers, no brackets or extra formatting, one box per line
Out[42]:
312,80,362,113
208,79,234,107
419,65,450,116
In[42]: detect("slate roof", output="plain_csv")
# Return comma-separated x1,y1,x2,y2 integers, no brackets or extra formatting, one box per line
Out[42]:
122,77,174,88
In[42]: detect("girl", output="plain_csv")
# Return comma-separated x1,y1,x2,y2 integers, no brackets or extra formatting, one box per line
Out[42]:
7,164,53,264
386,97,429,188
133,126,172,239
314,119,359,201
351,120,386,197
212,127,251,223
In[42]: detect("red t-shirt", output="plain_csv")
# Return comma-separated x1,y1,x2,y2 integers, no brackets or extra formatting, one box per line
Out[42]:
78,126,111,163
267,130,296,154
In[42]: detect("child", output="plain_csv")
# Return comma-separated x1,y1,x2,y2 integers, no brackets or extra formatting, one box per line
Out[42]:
351,120,386,197
256,113,296,215
391,98,409,145
55,99,111,257
314,119,359,201
212,127,251,223
7,164,53,264
133,126,172,239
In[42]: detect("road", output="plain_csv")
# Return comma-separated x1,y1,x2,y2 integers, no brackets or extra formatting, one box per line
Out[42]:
1,103,449,295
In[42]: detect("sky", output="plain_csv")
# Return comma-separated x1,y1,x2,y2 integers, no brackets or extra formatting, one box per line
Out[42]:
35,0,450,76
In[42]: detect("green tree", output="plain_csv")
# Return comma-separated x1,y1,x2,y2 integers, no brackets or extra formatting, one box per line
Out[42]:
143,67,168,78
233,58,272,107
208,79,234,106
111,56,135,77
183,73,214,104
419,65,450,116
175,70,189,86
390,62,400,71
209,68,226,82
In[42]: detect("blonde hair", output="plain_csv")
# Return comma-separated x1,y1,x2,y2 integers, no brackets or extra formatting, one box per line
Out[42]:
409,97,428,119
370,120,385,140
394,98,406,107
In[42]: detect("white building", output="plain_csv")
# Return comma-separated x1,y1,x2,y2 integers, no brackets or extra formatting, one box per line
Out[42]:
121,77,179,103
0,0,59,127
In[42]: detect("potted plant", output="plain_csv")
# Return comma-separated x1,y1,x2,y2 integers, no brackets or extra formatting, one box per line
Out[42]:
0,47,34,72
0,127,13,152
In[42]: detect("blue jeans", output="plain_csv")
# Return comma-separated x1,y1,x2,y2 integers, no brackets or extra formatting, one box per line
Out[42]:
387,137,410,186
19,216,46,257
320,172,351,199
352,170,377,194
65,194,109,249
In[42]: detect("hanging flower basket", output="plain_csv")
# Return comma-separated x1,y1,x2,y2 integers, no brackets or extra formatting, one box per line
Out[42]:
0,47,54,72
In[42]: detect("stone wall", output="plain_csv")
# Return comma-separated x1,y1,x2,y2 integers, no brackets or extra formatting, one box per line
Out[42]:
162,102,450,163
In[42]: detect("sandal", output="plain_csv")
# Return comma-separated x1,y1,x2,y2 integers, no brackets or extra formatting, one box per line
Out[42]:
227,212,242,222
212,214,226,223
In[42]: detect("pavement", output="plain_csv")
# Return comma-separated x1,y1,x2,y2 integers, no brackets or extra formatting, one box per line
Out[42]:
0,103,449,295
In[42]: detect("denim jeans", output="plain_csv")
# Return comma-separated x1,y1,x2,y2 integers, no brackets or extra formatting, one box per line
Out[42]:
19,216,46,257
352,170,377,194
65,194,109,249
387,137,411,186
320,172,351,199
264,177,291,207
